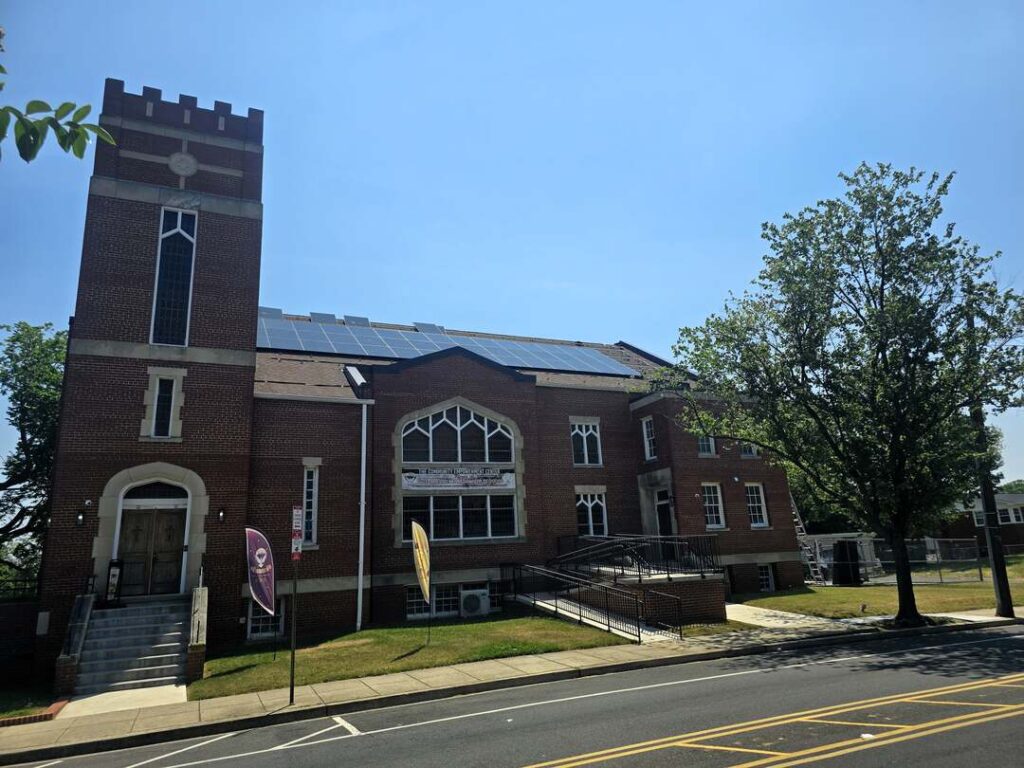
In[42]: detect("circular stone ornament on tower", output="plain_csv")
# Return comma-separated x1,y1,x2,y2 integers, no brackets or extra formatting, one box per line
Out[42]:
168,151,199,177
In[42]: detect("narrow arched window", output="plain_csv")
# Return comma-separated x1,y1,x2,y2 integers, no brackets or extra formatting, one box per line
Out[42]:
151,208,197,346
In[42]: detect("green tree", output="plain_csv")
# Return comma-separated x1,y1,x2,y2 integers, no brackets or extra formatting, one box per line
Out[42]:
0,27,114,163
999,479,1024,494
0,323,66,575
671,164,1024,626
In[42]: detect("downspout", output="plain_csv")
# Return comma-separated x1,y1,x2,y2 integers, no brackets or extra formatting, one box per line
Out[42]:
356,400,368,630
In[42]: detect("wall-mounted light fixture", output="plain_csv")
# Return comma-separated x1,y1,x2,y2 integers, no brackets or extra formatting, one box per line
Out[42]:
218,508,226,523
77,499,93,526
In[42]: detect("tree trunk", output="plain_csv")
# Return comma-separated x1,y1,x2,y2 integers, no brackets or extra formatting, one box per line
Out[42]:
890,531,924,627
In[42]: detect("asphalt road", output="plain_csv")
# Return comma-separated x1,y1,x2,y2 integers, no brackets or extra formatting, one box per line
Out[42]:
12,625,1024,768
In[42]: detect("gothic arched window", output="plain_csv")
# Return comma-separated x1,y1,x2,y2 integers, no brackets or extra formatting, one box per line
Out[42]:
401,406,513,464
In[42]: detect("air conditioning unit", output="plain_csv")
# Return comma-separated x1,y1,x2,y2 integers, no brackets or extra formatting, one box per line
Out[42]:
460,588,491,618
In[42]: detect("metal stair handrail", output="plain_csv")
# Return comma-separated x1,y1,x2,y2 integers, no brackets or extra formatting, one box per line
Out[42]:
502,563,644,642
551,533,722,583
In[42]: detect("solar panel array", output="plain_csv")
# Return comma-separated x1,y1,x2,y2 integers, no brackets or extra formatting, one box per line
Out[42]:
255,314,639,376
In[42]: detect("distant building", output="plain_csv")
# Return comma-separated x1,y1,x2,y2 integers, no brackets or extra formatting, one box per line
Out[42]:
941,494,1024,549
34,80,802,687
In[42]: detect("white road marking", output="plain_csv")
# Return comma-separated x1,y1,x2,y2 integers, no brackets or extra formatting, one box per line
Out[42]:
135,632,1023,768
332,717,362,736
272,721,351,750
122,732,237,768
32,761,63,768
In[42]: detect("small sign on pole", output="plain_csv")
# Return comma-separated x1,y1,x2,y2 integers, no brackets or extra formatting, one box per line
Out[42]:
289,505,303,705
291,505,303,562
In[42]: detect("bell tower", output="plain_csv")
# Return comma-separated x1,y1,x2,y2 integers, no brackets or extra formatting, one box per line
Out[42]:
38,79,265,665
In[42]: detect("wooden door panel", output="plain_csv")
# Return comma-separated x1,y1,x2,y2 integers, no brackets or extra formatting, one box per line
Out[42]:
117,508,185,596
150,510,185,594
119,511,154,596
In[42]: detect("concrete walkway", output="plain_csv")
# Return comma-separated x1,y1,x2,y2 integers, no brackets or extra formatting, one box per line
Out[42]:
725,602,844,630
1,612,1018,764
57,683,187,719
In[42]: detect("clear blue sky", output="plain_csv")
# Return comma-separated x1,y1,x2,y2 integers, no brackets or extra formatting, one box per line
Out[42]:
2,2,1023,477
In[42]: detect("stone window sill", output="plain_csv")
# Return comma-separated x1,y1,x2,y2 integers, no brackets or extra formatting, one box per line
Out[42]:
139,436,183,443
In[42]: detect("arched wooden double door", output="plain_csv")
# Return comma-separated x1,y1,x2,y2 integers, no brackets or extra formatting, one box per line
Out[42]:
118,482,188,596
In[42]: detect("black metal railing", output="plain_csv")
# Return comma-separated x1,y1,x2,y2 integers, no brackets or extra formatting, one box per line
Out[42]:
644,588,686,640
502,563,644,643
551,534,722,583
0,577,39,601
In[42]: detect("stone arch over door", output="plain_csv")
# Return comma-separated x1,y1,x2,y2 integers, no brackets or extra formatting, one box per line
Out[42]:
91,463,209,594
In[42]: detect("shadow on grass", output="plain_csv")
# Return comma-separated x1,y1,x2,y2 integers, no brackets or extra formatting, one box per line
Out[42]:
391,644,427,662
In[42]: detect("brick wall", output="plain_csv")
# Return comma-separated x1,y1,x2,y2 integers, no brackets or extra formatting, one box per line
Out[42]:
634,397,801,556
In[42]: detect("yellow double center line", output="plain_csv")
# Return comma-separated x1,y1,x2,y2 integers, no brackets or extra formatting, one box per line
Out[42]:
525,672,1024,768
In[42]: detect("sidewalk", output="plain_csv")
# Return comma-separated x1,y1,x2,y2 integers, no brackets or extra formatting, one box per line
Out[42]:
1,611,1018,765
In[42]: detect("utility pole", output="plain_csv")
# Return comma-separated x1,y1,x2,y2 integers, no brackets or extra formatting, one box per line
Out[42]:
966,301,1015,618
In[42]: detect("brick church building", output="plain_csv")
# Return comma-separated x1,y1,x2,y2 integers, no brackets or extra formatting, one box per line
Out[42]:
34,80,802,679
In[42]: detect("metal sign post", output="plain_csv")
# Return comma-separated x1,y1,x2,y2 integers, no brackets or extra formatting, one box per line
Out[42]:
289,505,303,705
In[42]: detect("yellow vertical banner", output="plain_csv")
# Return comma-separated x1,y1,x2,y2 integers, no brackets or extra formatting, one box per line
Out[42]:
411,520,431,605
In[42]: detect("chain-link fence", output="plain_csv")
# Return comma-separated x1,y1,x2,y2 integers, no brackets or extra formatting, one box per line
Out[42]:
805,536,988,585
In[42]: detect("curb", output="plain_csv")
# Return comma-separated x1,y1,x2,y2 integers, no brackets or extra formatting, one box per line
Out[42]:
0,700,68,730
1,618,1018,766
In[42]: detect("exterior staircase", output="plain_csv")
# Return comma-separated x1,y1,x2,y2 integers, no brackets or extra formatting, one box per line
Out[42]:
74,596,189,695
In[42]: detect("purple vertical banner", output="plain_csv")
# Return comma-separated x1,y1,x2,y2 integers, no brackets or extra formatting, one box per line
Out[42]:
245,527,276,616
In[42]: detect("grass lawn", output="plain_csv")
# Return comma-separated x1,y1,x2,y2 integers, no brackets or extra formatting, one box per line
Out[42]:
903,553,1024,583
0,685,52,719
189,609,627,701
733,581,1015,619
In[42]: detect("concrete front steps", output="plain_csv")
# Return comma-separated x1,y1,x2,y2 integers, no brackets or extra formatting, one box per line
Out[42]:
75,596,190,695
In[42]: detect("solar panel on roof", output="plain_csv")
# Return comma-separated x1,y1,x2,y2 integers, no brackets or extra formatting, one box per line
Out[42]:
344,315,371,327
255,318,638,376
414,322,445,334
310,312,336,324
258,306,283,318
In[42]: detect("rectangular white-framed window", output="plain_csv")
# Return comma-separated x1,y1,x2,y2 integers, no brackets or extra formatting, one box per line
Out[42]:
740,442,759,458
406,584,461,620
972,509,985,527
998,508,1012,525
303,466,319,544
402,494,517,542
576,493,608,536
570,421,602,466
151,377,175,437
1012,507,1024,524
758,564,776,593
642,416,657,460
697,435,716,456
247,598,285,640
745,483,768,528
150,207,198,347
701,483,725,529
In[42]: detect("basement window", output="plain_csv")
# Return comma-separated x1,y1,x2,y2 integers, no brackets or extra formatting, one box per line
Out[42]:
247,598,285,640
